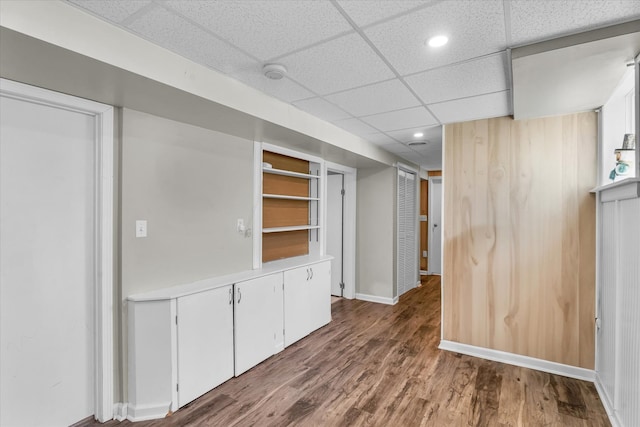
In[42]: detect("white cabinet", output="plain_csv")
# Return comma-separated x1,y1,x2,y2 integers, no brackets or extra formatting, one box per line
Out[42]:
284,260,331,346
127,256,332,422
234,273,284,376
176,286,234,407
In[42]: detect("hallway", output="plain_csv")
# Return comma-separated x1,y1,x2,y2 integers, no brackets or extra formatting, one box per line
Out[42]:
86,276,609,426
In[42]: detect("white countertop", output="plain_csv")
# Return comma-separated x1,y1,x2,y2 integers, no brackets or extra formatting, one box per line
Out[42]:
127,255,333,302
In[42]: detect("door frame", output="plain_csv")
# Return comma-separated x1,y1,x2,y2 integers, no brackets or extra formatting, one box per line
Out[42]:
324,161,357,299
428,177,443,275
0,78,114,422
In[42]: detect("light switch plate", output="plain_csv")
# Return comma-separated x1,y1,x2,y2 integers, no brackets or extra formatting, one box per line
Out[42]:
136,220,147,238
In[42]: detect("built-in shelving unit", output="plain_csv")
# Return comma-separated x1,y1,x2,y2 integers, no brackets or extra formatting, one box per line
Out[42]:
256,144,324,265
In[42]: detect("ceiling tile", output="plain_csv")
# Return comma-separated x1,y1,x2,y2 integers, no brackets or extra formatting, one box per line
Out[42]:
381,142,414,155
68,0,151,23
386,125,442,144
509,1,640,46
164,0,352,60
364,133,398,146
280,33,395,95
336,0,432,27
405,53,508,104
127,7,257,75
293,98,351,122
326,79,421,117
233,72,314,103
429,91,511,124
361,106,438,132
364,0,506,75
333,118,379,136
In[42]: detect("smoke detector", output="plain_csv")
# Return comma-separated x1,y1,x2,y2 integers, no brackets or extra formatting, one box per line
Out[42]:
263,63,287,80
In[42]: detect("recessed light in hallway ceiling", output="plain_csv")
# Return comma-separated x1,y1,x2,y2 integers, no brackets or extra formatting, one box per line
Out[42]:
427,35,449,48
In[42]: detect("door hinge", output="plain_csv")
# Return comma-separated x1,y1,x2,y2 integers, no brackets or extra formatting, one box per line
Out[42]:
341,189,345,196
176,383,179,392
423,250,428,258
175,315,178,325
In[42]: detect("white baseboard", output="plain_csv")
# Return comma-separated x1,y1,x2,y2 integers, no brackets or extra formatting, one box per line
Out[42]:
356,293,398,305
439,340,595,382
594,374,621,427
127,402,171,422
420,270,428,275
113,403,127,421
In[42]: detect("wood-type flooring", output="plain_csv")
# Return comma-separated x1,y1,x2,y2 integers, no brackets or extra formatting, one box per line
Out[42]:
84,276,610,426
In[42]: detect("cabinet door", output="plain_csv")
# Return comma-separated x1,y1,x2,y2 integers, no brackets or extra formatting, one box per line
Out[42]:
234,273,283,376
283,266,311,347
176,285,234,408
308,261,331,332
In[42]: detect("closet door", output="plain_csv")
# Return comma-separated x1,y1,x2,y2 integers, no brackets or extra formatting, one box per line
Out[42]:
397,169,417,297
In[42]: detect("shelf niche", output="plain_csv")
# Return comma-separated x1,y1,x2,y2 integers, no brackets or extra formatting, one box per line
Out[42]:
262,151,319,263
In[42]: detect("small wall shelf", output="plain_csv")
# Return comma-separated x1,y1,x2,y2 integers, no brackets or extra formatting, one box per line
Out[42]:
263,194,320,201
263,225,321,233
263,167,320,180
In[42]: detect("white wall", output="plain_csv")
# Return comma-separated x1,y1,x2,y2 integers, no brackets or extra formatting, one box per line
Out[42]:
356,167,396,300
120,109,254,400
600,67,635,186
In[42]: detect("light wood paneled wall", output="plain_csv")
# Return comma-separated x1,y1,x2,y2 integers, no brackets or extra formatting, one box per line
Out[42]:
443,113,596,369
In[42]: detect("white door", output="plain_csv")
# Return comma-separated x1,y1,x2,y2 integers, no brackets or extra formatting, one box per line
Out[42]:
429,178,443,274
397,169,418,296
326,173,343,296
0,94,97,426
234,273,283,376
177,286,234,407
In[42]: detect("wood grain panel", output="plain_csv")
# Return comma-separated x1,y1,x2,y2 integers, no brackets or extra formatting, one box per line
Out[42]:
444,113,596,369
263,199,309,228
263,151,309,174
262,230,308,262
428,170,442,177
263,173,308,197
420,179,428,270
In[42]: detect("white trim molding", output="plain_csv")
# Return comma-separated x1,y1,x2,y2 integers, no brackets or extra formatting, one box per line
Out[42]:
595,375,621,427
356,293,398,306
127,402,171,423
0,78,115,422
439,340,596,382
113,403,128,422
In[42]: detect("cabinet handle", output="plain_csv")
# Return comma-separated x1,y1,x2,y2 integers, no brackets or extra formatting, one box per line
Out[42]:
306,268,310,281
229,288,233,305
310,268,313,280
237,288,241,304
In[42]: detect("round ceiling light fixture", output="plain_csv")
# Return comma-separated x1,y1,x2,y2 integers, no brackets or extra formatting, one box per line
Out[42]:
413,132,424,138
263,63,287,80
427,35,448,48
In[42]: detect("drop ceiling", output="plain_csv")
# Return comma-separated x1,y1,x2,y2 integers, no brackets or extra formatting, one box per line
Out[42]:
66,0,640,170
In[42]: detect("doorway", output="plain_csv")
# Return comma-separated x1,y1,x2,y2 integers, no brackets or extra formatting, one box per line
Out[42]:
0,79,113,424
429,177,443,275
325,162,356,299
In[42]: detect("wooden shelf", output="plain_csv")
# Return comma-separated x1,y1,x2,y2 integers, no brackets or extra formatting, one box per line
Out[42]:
263,194,320,201
263,167,319,180
263,225,320,233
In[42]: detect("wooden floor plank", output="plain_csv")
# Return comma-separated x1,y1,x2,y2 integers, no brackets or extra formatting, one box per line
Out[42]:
78,277,610,427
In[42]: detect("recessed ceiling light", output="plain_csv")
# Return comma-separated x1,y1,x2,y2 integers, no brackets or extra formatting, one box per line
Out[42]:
413,132,424,138
427,35,448,48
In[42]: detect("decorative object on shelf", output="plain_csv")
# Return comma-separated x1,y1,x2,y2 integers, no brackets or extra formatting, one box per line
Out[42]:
609,133,636,182
262,162,273,169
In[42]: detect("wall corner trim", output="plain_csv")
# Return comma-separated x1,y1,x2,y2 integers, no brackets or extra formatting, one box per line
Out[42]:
355,293,398,306
438,340,596,382
113,403,128,422
594,375,621,427
126,402,171,423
